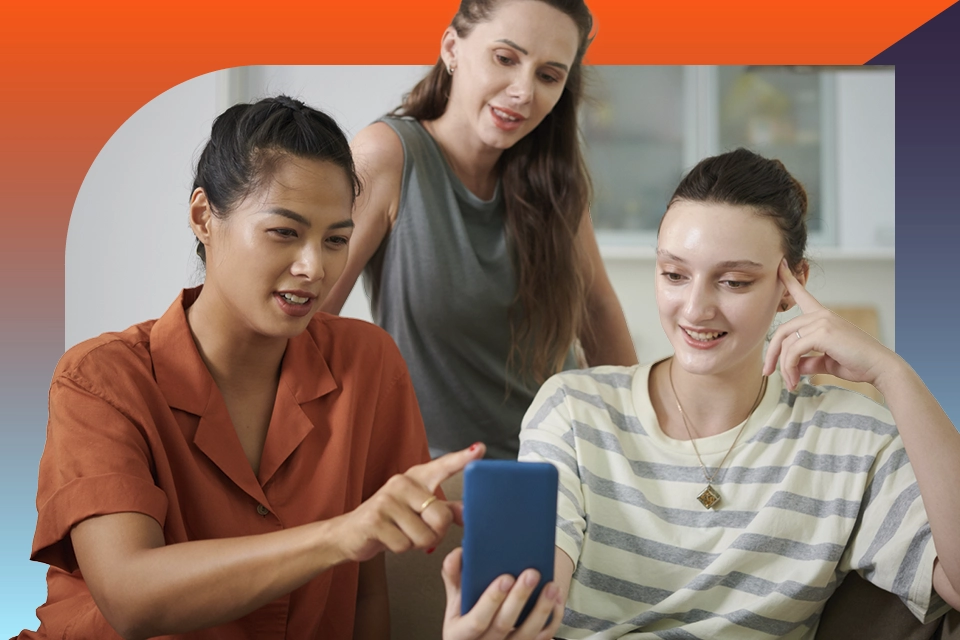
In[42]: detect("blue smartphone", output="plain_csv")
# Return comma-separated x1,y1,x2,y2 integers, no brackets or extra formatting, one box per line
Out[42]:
461,460,558,625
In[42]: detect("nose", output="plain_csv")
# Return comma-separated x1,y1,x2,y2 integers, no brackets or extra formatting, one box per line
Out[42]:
683,277,717,323
507,68,535,105
291,242,325,282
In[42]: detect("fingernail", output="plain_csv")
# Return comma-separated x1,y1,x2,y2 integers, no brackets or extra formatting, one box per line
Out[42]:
469,442,481,452
426,546,436,555
499,575,515,592
523,570,540,586
544,583,558,600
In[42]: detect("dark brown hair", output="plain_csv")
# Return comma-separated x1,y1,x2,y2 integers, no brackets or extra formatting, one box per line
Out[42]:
665,147,808,271
392,0,595,384
192,95,360,265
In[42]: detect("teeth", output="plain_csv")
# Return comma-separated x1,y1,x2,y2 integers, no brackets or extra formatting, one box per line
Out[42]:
280,293,309,304
493,107,519,121
685,329,725,342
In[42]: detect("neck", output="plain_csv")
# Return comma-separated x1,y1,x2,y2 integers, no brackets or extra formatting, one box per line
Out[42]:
186,288,287,390
653,357,767,439
422,116,502,200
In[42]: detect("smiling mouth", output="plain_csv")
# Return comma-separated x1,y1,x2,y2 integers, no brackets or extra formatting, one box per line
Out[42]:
279,292,311,305
491,106,522,122
684,328,727,342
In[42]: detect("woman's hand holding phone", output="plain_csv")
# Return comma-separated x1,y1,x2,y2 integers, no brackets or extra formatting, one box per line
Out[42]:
441,547,564,640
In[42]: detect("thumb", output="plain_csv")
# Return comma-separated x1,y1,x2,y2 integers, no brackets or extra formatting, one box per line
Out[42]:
442,547,465,620
797,354,829,377
447,500,465,527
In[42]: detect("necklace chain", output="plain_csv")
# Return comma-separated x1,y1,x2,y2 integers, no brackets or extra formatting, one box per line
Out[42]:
667,358,767,508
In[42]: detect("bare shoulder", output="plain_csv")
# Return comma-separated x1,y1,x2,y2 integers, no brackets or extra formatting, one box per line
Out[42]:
350,121,405,229
352,121,404,181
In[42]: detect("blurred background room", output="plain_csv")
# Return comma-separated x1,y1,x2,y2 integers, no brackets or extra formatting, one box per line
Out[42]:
67,65,895,373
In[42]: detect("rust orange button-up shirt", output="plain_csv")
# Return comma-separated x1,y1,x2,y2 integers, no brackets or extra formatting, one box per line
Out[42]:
20,288,431,639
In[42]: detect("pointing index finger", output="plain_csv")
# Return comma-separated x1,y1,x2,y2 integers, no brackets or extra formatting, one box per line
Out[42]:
406,442,486,493
779,259,820,314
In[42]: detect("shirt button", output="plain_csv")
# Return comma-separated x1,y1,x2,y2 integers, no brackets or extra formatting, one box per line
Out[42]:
256,504,269,516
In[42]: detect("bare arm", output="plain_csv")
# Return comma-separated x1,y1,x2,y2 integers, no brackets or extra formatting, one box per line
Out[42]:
320,121,404,314
575,212,638,367
353,553,391,640
71,445,485,640
766,261,960,610
552,547,575,608
873,361,960,610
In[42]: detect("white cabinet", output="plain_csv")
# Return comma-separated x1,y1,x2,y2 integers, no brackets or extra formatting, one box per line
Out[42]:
583,66,894,256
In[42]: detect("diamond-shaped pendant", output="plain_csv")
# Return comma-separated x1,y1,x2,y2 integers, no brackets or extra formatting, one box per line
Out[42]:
697,485,721,509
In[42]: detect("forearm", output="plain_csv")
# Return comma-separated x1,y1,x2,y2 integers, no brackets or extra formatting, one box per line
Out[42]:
321,259,367,315
874,358,960,597
74,513,350,639
579,295,638,367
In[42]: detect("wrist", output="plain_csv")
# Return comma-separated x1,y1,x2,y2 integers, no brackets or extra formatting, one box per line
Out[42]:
312,516,354,568
871,352,913,397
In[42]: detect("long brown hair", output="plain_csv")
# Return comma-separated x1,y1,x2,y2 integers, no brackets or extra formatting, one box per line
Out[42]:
395,0,595,384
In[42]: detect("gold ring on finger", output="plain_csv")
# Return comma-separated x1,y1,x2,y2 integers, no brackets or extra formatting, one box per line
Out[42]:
418,495,438,514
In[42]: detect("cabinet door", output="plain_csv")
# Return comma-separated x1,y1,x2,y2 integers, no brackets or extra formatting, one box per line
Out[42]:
582,66,691,243
583,66,855,250
716,65,835,244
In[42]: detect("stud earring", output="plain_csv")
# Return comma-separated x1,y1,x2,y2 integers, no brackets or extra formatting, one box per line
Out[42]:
447,64,456,75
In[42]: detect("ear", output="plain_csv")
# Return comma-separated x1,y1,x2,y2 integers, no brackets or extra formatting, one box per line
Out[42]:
189,188,215,251
778,260,810,312
440,26,458,72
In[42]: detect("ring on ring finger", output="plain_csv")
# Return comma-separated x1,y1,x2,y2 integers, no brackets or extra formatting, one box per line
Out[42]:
418,495,438,514
795,330,802,340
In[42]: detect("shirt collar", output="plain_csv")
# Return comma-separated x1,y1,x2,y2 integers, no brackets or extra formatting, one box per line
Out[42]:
151,287,338,416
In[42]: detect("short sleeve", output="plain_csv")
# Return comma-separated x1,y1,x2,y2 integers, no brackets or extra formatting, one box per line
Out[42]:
361,348,432,501
840,431,949,623
518,375,586,568
32,372,168,572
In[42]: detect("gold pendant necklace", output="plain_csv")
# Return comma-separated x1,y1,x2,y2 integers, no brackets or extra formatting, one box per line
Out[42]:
668,358,767,510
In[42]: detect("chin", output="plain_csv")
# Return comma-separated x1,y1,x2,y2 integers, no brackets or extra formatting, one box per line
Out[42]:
480,121,528,149
671,345,726,373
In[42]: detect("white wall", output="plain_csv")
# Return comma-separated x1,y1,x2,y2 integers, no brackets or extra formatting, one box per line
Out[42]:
835,70,896,248
66,71,220,349
66,67,895,365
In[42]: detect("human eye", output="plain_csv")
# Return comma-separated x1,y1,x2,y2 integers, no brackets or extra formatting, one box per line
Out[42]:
538,70,562,84
721,279,752,290
269,228,298,239
326,235,350,249
494,51,516,66
660,270,685,283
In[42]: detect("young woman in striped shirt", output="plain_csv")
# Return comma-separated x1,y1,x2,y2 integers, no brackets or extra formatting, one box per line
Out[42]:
454,148,960,639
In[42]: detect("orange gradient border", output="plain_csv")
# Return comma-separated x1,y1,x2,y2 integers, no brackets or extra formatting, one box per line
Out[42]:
0,0,954,632
0,0,953,262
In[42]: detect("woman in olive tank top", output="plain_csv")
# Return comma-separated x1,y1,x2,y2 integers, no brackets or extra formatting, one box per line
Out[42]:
321,0,638,462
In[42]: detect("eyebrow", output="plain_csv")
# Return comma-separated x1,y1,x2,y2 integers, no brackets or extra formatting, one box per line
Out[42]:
263,207,355,230
494,39,570,72
656,250,764,270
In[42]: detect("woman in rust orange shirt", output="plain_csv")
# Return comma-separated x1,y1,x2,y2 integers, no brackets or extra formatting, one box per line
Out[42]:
16,96,507,639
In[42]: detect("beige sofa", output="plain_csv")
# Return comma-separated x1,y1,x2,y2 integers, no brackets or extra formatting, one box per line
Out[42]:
385,473,960,640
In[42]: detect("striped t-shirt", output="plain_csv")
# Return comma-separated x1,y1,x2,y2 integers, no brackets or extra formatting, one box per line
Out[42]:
518,362,948,639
